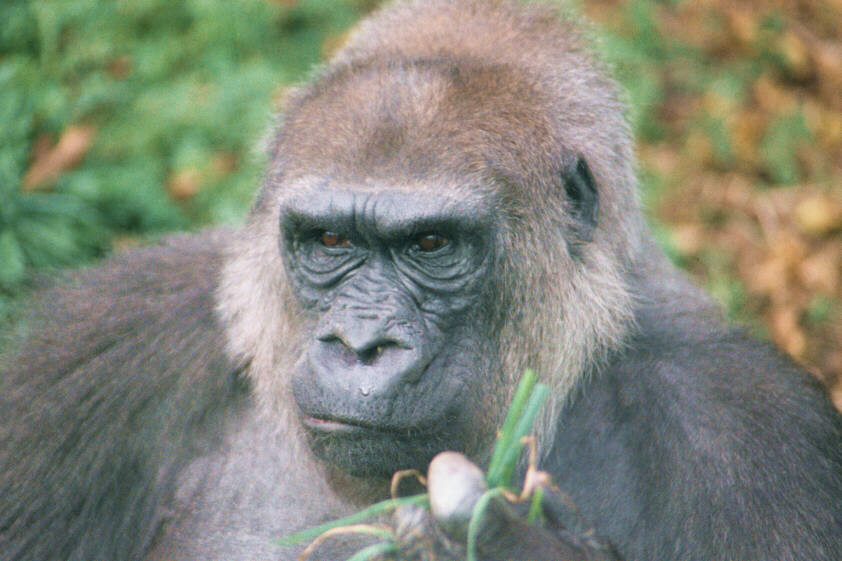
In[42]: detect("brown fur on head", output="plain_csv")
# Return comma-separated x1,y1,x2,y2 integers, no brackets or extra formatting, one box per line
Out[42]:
218,0,644,459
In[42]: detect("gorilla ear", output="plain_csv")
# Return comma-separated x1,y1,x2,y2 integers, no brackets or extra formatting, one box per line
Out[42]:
562,156,599,246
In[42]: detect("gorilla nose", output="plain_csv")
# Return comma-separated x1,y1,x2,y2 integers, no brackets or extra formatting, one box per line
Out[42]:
311,327,429,398
319,333,403,366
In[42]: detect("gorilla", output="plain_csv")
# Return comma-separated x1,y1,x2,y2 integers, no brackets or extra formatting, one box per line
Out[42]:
2,1,841,560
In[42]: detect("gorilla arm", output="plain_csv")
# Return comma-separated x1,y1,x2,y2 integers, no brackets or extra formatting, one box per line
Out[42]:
0,231,241,561
544,275,842,561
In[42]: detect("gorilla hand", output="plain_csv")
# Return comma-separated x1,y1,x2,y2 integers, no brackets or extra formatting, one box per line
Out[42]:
391,452,623,561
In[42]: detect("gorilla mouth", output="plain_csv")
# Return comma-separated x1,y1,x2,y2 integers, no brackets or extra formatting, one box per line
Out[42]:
302,413,460,477
301,413,442,439
302,415,369,435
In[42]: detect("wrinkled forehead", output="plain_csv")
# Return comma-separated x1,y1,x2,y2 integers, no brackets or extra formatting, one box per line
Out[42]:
277,177,497,239
271,59,556,189
276,174,492,210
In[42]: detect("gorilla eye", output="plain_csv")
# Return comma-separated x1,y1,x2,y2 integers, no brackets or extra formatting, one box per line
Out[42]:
415,233,449,252
320,231,351,248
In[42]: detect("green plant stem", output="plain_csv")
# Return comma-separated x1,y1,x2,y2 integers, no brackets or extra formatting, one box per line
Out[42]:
496,383,550,488
345,541,399,561
486,368,538,487
275,494,428,547
527,486,545,524
466,488,505,561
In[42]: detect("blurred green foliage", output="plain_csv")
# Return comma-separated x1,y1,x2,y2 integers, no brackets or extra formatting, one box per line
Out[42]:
0,0,834,324
596,0,839,322
601,0,821,181
0,0,370,317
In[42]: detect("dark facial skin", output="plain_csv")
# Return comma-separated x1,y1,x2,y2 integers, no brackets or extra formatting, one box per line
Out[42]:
280,186,497,477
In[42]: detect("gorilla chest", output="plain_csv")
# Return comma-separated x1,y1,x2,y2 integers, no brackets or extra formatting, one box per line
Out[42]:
145,413,372,560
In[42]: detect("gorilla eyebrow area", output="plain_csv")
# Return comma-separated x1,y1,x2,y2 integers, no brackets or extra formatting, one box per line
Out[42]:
280,187,494,242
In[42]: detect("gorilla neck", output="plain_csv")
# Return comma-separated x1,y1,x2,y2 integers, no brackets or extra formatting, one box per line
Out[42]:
322,462,392,502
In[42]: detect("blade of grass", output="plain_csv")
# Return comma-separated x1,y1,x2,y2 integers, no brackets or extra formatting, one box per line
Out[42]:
345,541,399,561
466,487,505,561
526,486,545,524
275,494,429,547
495,383,549,487
486,369,538,487
295,525,395,561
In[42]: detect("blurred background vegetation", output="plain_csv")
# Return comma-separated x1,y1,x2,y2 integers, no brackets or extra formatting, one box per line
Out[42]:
0,0,840,406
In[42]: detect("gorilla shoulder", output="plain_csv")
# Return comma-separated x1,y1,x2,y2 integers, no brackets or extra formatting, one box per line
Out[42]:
0,230,241,560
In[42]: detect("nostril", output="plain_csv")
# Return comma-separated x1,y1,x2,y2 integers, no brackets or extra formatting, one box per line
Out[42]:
357,342,395,365
318,335,359,366
319,334,401,366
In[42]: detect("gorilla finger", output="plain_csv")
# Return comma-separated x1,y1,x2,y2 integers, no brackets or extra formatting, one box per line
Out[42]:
427,451,488,541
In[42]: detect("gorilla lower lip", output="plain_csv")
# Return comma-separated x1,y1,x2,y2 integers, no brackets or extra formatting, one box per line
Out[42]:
303,416,364,434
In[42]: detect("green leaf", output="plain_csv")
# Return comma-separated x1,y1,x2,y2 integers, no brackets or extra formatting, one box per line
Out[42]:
760,110,811,185
275,494,428,548
0,229,26,287
486,368,538,488
466,488,505,561
345,541,398,561
527,486,545,524
495,383,550,488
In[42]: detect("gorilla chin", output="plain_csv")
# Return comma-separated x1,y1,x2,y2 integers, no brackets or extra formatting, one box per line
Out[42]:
292,356,475,477
291,336,482,478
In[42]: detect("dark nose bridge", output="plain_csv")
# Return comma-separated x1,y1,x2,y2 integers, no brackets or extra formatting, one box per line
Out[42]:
319,275,412,355
328,306,395,356
310,268,433,397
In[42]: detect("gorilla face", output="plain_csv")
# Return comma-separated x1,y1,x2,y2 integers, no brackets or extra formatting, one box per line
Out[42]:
266,40,603,479
280,186,499,477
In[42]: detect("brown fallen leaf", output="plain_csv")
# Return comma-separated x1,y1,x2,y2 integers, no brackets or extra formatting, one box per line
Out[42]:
107,56,133,79
798,242,842,294
832,384,842,414
794,194,842,236
167,168,203,201
210,151,238,176
812,42,842,109
747,256,790,297
753,75,797,113
22,125,96,191
771,306,808,360
777,30,812,80
731,109,765,168
725,7,758,48
671,222,706,257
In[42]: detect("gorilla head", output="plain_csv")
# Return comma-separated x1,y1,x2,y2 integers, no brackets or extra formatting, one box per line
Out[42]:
219,0,641,477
